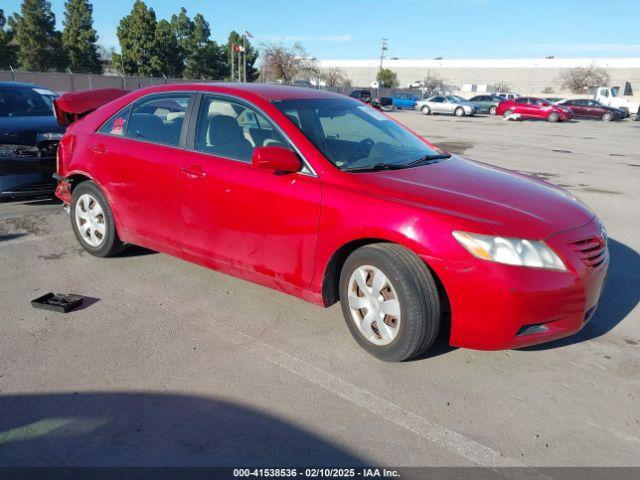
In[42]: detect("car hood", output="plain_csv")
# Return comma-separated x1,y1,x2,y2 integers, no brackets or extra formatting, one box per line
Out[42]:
354,156,594,238
0,115,65,145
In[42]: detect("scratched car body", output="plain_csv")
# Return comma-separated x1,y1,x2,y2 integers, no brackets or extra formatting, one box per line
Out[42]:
53,84,608,361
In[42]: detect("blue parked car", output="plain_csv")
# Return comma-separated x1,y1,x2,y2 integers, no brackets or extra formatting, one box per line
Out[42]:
391,94,419,110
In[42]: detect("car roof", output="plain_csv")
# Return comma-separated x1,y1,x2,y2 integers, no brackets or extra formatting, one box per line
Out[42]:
132,82,349,102
0,80,49,89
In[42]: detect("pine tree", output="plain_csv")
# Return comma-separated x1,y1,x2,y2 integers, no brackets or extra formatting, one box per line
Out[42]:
151,19,182,77
62,0,102,73
9,0,67,71
226,31,258,82
114,0,157,76
0,9,18,69
173,10,227,80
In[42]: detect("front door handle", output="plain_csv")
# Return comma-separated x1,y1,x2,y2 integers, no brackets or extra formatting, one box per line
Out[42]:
181,165,206,179
89,144,107,155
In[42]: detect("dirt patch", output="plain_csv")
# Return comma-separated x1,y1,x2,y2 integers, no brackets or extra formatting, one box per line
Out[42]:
38,252,68,261
625,163,640,167
581,187,622,195
0,215,49,236
516,171,559,181
551,149,572,154
433,141,475,155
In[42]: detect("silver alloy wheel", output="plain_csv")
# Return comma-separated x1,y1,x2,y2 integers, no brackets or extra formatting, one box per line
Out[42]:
74,193,106,247
347,265,401,346
455,107,464,117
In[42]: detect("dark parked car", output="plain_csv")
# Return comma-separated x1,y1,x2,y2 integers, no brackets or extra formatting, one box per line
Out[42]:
349,89,372,103
557,99,628,121
468,94,504,114
0,81,64,198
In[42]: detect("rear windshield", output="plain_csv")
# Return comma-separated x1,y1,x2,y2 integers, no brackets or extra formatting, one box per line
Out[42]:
0,87,57,117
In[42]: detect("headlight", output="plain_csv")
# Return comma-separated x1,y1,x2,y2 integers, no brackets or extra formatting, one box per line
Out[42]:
452,231,566,270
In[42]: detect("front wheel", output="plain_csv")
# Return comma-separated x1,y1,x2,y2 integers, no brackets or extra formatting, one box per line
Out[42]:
547,112,560,122
602,111,614,122
71,180,125,257
339,244,441,362
454,107,465,117
420,105,431,115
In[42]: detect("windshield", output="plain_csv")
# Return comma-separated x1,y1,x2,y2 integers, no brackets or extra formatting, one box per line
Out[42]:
448,95,467,103
0,86,58,117
273,98,443,171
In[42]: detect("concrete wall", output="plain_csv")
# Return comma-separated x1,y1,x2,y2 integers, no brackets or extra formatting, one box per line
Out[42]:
320,58,640,98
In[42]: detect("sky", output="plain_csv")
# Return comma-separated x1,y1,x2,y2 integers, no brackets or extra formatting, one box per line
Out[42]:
3,0,640,60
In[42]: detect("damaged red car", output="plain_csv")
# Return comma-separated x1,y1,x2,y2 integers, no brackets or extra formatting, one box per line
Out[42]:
54,84,608,361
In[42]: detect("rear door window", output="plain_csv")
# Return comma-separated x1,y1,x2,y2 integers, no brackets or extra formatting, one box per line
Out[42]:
125,94,193,147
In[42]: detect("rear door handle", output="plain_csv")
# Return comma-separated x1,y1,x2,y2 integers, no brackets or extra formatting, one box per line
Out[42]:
181,165,206,179
89,144,107,154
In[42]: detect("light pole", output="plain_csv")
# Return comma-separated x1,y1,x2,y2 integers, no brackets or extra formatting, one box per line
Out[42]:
378,38,387,100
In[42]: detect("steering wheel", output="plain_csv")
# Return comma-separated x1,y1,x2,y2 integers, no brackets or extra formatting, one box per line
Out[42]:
357,138,375,157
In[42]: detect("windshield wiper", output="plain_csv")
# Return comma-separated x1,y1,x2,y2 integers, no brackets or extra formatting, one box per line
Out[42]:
344,163,410,172
406,153,451,167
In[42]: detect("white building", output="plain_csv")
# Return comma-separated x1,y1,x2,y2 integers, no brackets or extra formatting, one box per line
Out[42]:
320,58,640,97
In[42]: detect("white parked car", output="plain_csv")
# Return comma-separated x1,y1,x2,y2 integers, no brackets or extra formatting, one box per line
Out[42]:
415,95,477,117
407,80,425,89
497,92,521,100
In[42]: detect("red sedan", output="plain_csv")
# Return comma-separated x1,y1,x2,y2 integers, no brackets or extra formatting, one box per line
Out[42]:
53,84,607,361
496,97,573,122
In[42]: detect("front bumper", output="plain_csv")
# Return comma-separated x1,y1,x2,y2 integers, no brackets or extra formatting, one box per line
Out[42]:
432,218,608,350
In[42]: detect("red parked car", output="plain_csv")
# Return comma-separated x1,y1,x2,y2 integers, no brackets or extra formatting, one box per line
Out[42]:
496,97,573,122
53,84,608,361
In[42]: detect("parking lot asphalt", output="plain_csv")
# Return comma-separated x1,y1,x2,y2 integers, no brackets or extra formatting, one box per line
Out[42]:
0,113,638,467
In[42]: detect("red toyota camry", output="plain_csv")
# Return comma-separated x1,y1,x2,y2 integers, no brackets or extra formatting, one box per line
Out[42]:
53,84,608,361
496,97,573,122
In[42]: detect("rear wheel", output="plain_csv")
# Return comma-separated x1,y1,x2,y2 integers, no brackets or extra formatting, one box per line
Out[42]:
548,111,560,122
602,111,614,122
71,181,124,257
454,107,465,117
339,243,441,362
420,105,431,115
489,105,497,115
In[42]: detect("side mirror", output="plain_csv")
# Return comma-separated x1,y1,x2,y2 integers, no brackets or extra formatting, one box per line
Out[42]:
252,146,302,173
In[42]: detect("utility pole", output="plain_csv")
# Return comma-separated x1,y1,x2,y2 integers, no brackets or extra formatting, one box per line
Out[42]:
231,46,235,82
378,38,388,100
243,35,247,83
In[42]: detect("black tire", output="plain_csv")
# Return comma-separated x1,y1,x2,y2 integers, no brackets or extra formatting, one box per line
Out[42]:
602,111,614,122
339,243,441,362
489,105,497,115
454,107,465,117
70,180,125,257
547,111,560,122
420,105,431,115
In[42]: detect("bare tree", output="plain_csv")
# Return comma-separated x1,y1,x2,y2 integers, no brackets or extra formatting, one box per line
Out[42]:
422,70,445,94
495,81,512,93
260,41,319,84
561,65,609,94
323,67,351,87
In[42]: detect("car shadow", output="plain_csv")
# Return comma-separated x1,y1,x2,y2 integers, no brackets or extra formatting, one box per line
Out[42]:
410,313,458,361
522,237,640,350
115,245,157,257
0,392,368,467
0,233,28,242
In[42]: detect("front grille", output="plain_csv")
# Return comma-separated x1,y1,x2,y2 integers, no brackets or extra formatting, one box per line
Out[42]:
567,236,607,269
0,142,58,159
0,144,40,158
